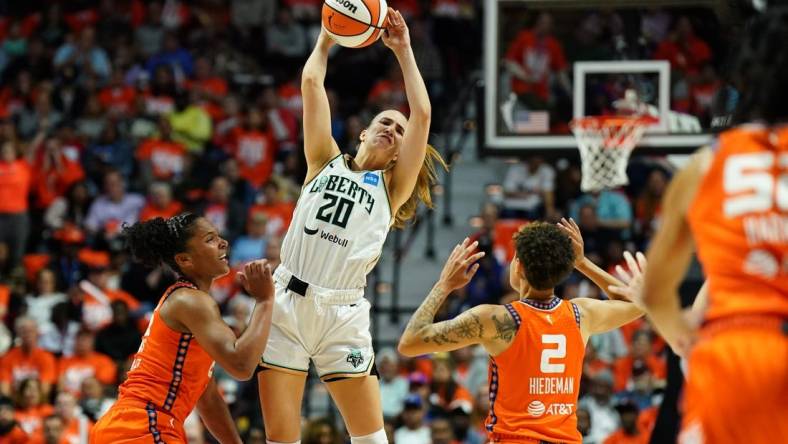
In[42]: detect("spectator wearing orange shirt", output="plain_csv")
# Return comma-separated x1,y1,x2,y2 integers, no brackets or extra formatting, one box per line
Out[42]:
136,118,188,183
188,56,228,101
98,70,136,117
428,357,473,417
367,65,408,114
603,401,649,444
652,16,711,77
57,329,116,396
31,136,85,210
187,56,227,120
225,107,278,189
138,181,183,222
248,180,295,238
0,395,27,444
12,378,53,438
613,330,666,392
503,12,571,107
0,317,56,397
259,87,299,152
0,140,32,274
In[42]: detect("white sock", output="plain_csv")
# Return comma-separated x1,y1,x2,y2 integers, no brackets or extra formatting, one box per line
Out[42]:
350,428,388,444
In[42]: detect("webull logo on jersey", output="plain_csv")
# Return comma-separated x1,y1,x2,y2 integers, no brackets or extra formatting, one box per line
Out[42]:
309,174,376,214
319,230,349,247
527,400,574,418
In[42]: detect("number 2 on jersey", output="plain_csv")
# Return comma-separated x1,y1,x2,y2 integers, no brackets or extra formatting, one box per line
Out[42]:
540,334,567,373
316,193,354,228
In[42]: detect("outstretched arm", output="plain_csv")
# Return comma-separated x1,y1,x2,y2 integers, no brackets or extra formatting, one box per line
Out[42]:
383,10,432,210
196,379,242,444
302,29,341,182
641,149,710,356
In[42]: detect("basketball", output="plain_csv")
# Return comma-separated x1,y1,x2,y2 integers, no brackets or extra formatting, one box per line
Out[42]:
322,0,388,48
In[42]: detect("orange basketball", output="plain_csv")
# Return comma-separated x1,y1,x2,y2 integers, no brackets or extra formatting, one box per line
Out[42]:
322,0,388,48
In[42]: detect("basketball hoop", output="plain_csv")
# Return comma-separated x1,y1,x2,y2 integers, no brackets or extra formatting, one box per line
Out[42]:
570,115,657,192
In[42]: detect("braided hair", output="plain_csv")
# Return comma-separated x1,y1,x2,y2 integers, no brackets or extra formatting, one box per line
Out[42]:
122,213,201,274
731,5,788,125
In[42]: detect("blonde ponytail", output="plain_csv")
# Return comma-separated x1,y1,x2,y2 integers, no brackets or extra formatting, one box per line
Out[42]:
392,144,448,229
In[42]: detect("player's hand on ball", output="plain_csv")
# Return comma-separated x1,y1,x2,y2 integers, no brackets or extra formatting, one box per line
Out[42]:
318,27,336,49
607,251,647,309
438,238,485,291
238,260,275,303
381,8,410,52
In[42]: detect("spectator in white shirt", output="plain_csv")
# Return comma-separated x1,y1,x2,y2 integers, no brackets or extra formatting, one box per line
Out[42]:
579,371,620,443
394,394,431,444
84,170,145,241
501,156,556,219
377,348,409,419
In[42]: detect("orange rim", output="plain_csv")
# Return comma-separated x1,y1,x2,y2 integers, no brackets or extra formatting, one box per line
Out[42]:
570,115,658,129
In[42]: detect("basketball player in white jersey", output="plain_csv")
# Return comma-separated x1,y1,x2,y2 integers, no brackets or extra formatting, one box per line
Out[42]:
257,9,446,444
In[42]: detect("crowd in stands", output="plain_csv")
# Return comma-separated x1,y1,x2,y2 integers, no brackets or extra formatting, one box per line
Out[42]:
502,7,725,132
0,1,677,443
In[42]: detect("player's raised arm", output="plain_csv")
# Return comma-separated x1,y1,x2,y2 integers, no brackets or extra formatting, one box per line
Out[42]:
640,148,711,356
398,238,491,356
302,29,341,181
382,9,432,210
558,217,636,302
168,260,275,380
573,251,647,341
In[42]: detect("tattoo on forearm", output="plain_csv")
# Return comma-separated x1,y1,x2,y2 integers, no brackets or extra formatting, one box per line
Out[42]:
422,313,484,345
404,285,448,336
492,313,517,341
405,284,488,347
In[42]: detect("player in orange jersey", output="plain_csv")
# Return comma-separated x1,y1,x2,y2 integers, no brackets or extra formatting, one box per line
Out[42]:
90,213,275,444
399,219,646,444
640,7,788,443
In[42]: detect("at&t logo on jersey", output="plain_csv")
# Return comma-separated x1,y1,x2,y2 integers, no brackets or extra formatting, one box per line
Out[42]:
527,400,545,417
527,400,575,417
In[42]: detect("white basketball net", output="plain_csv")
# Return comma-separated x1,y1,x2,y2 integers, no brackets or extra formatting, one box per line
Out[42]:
570,116,653,192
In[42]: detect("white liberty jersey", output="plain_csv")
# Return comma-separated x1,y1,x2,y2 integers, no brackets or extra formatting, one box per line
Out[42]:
280,154,392,290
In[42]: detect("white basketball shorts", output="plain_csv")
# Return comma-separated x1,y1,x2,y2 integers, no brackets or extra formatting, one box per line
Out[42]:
260,269,375,381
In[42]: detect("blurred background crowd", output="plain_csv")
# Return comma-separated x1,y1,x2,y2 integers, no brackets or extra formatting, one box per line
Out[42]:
500,6,725,132
0,1,690,443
